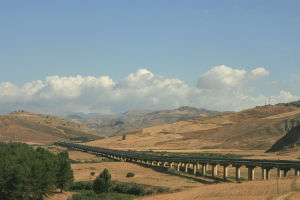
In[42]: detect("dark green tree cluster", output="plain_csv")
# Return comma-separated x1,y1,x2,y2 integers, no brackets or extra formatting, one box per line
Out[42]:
93,168,112,193
0,142,74,200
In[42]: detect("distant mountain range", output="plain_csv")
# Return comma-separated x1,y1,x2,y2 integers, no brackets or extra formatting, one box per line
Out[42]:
65,106,221,136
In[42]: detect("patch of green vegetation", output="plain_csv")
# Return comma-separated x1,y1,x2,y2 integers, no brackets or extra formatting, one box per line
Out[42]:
70,169,171,200
126,172,135,178
228,176,247,182
69,136,94,143
71,190,98,200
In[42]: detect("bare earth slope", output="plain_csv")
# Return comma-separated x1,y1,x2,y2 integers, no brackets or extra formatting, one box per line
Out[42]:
68,106,220,137
86,105,300,151
0,110,101,144
266,125,300,152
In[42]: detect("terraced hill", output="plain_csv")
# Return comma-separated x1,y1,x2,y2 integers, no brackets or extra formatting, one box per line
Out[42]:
0,110,101,144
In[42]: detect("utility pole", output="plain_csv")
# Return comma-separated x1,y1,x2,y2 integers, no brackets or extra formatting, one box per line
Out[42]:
277,158,279,194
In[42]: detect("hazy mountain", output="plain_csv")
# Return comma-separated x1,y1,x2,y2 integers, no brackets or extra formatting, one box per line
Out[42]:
66,106,220,136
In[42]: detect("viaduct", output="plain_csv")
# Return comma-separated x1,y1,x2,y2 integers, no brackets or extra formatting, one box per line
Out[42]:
54,141,300,181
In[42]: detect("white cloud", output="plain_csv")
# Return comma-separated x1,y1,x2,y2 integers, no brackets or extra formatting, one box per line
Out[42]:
197,65,269,92
0,66,297,114
248,68,269,80
197,65,246,91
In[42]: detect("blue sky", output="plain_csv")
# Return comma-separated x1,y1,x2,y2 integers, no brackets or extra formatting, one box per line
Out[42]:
0,0,299,114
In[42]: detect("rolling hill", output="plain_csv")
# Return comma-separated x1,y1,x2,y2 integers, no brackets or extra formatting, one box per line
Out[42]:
85,105,300,151
67,106,220,136
0,110,101,144
266,125,300,152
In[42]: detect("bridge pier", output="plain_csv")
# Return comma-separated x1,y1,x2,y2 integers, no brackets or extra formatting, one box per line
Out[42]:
247,166,255,181
262,168,266,180
212,164,218,177
157,161,160,167
176,162,181,171
193,164,197,175
222,165,229,180
163,162,167,167
295,169,299,176
283,169,290,177
277,169,282,178
185,163,188,173
170,162,174,168
234,165,241,181
202,164,206,175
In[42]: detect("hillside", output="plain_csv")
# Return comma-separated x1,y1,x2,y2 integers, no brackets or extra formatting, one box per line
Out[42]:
266,125,300,152
67,106,220,136
0,110,101,144
85,105,300,151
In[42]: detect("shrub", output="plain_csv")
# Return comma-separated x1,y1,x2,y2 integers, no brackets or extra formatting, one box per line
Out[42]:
127,186,145,196
157,187,169,193
114,184,131,193
126,172,135,178
71,182,93,191
146,190,154,195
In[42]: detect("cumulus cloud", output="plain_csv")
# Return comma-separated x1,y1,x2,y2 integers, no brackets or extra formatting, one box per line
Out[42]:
248,68,269,80
197,65,269,91
0,66,298,114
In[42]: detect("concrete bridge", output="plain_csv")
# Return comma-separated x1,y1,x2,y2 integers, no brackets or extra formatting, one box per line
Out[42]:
54,141,300,181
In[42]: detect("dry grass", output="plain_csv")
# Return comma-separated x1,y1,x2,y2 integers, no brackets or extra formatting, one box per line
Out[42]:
138,177,300,200
72,162,204,189
0,111,98,144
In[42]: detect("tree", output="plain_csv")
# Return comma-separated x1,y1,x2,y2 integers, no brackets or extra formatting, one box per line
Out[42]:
93,168,112,193
122,134,126,140
56,151,74,192
0,142,59,200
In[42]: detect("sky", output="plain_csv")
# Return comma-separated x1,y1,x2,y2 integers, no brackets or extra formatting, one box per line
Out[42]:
0,0,299,114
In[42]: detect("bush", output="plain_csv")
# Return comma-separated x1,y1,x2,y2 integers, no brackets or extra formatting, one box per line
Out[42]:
126,172,135,178
157,187,169,193
114,184,130,193
71,182,93,191
127,186,145,196
146,190,154,195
